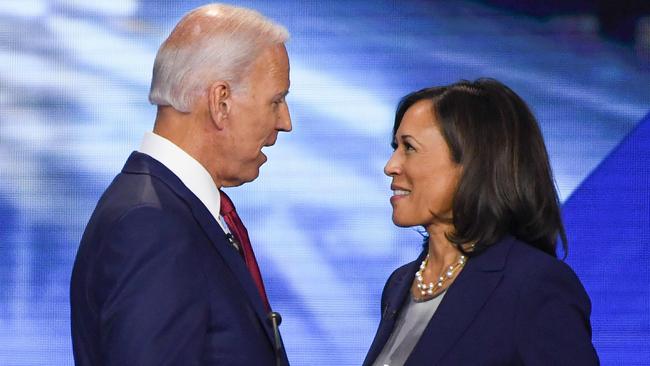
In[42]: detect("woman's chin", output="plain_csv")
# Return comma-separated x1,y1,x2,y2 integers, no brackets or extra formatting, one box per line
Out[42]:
392,214,415,228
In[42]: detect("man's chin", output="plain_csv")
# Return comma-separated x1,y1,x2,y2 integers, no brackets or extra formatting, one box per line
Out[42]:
243,166,262,184
224,159,264,187
222,169,259,187
254,153,267,175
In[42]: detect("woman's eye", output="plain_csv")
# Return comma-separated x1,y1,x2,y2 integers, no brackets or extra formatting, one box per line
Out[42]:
390,140,414,152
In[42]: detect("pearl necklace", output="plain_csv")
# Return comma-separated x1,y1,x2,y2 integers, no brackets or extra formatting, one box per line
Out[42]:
415,254,466,298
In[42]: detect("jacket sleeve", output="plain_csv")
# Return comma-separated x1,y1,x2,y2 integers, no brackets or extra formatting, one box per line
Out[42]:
514,260,600,366
92,205,209,366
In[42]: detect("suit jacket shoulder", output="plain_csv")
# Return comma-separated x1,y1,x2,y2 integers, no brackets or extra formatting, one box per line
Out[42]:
71,152,286,366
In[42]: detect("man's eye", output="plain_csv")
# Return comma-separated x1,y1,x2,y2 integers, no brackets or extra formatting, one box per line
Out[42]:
404,143,415,151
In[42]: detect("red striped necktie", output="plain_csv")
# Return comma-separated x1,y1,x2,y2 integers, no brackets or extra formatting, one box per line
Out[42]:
219,190,271,311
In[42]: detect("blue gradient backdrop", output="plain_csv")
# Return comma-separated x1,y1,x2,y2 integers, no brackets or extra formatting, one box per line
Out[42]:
1,1,648,365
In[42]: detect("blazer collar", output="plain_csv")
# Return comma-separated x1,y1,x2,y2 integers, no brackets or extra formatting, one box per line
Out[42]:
405,236,515,365
122,152,283,356
364,236,515,366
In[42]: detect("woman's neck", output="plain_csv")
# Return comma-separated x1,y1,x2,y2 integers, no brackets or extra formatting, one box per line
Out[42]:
425,223,461,272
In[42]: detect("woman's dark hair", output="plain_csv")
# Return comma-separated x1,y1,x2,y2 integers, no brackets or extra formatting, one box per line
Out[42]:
394,78,566,258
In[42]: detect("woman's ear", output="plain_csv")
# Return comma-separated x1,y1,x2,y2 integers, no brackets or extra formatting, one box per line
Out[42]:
208,81,231,130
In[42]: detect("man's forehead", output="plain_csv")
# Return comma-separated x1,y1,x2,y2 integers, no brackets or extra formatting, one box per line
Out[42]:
257,48,289,88
239,44,289,95
266,44,289,73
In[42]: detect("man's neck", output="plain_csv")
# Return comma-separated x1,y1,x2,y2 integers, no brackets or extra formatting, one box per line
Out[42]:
152,106,223,188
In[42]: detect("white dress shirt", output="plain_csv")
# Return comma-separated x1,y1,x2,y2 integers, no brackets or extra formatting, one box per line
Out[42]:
138,131,231,235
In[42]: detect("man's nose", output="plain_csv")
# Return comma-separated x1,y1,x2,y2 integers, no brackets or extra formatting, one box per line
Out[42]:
278,103,292,132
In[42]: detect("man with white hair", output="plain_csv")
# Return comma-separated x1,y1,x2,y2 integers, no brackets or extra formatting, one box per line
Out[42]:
70,4,291,365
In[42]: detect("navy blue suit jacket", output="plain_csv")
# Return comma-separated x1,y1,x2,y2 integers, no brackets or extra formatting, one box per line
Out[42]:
363,236,599,366
70,152,288,366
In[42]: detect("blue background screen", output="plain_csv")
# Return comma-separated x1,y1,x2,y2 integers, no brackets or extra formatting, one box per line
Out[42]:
1,1,648,364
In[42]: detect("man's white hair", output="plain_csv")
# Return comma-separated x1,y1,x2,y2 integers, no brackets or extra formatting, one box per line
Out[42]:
148,4,289,112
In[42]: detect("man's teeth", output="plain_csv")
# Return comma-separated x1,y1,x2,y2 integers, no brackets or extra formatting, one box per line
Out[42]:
393,190,410,196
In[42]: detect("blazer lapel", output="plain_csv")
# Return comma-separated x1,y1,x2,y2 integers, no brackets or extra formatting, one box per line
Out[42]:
405,237,514,365
122,152,278,347
363,251,426,366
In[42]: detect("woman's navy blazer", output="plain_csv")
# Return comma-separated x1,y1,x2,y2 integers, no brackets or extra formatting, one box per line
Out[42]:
363,236,599,366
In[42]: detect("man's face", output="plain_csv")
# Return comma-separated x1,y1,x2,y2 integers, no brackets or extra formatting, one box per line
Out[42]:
221,44,291,186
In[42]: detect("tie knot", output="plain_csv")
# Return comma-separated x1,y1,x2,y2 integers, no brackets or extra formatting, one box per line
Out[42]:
219,190,235,216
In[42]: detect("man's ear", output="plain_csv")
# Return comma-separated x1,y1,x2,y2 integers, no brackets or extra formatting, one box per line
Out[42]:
208,81,231,130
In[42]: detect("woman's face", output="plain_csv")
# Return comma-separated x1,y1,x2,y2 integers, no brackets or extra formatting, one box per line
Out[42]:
384,99,462,228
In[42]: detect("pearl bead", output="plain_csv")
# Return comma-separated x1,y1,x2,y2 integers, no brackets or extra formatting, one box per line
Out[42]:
414,253,467,300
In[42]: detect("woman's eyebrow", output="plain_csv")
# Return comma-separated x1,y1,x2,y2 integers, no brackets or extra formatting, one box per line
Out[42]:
400,134,421,145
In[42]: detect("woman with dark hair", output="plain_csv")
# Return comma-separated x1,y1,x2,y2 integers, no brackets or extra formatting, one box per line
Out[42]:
363,79,599,366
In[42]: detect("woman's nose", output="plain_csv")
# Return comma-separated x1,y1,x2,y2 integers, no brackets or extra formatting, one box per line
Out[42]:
384,152,401,177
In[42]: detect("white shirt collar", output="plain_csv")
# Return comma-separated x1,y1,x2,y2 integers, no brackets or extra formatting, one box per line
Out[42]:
138,131,228,233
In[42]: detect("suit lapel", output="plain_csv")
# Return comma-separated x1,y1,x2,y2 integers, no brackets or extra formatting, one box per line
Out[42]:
405,237,514,365
188,199,274,331
122,152,278,348
363,251,426,366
